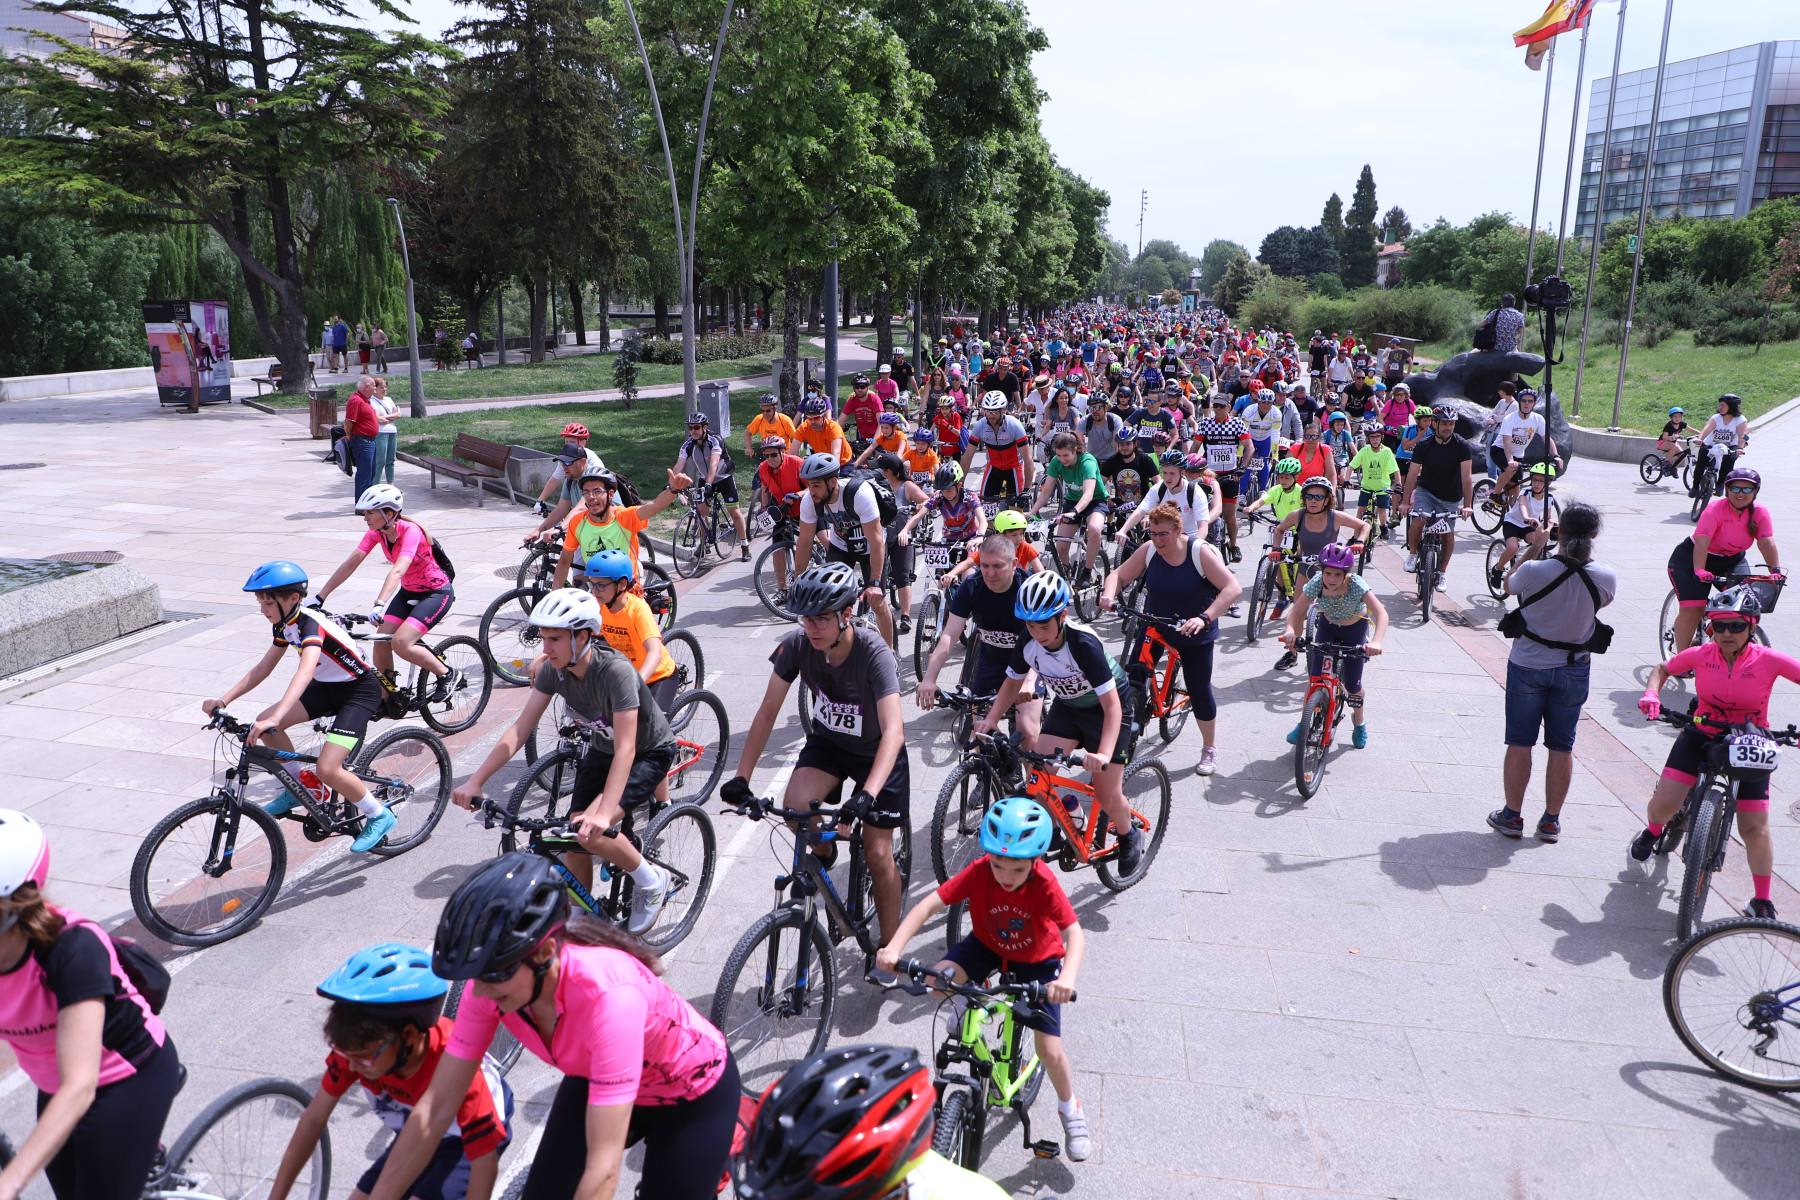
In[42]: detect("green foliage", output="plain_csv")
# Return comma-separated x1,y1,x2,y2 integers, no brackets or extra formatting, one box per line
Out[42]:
1399,211,1529,299
638,332,773,364
0,187,158,374
1348,284,1473,343
1259,225,1337,278
1319,195,1345,247
613,330,642,409
1691,286,1799,347
1216,256,1271,317
1197,240,1248,293
1688,220,1767,287
1129,256,1174,294
1380,205,1412,242
1308,272,1345,298
1348,167,1378,229
1463,224,1530,302
1742,197,1800,258
1241,275,1308,333
1139,239,1196,281
1298,294,1357,337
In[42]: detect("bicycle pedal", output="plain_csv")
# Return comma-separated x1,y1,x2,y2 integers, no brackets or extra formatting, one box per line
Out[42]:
1029,1139,1061,1159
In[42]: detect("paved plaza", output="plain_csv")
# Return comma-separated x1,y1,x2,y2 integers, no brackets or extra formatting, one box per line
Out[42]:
0,365,1796,1199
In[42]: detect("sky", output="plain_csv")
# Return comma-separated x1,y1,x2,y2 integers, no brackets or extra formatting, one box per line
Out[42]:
393,0,1793,260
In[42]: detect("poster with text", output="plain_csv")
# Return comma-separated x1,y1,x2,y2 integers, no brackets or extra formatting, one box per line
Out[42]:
143,299,231,406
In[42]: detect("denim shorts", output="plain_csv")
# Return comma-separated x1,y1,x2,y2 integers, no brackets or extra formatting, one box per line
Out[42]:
1503,659,1590,752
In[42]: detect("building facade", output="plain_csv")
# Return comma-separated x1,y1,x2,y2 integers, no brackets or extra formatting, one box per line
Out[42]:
0,0,124,64
1574,40,1800,239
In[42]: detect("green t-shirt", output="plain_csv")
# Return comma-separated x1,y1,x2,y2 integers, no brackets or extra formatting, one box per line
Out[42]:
1046,452,1109,508
1259,483,1304,521
1349,445,1400,494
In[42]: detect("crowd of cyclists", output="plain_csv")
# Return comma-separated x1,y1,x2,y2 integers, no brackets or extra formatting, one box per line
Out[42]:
1,299,1793,1200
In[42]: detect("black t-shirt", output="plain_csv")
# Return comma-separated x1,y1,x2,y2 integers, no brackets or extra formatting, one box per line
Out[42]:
29,924,160,1073
1409,434,1472,502
1293,395,1325,428
1308,340,1329,370
946,569,1027,652
891,361,915,392
1128,406,1179,450
1101,450,1153,506
990,371,1021,404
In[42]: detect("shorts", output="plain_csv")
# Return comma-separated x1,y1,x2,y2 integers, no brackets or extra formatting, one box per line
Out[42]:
298,675,384,752
1059,496,1109,521
824,540,875,584
359,1137,471,1200
1501,520,1537,542
1666,540,1744,608
981,463,1024,501
884,530,915,588
1503,660,1589,752
968,640,1021,697
704,476,740,505
1487,445,1511,476
384,585,454,632
572,741,676,811
1039,699,1131,766
940,937,1063,1037
1357,488,1392,512
1215,473,1241,502
792,733,911,829
1410,490,1461,524
1662,724,1771,809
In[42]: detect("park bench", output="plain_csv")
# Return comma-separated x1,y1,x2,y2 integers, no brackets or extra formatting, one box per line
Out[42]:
415,432,516,506
250,362,316,396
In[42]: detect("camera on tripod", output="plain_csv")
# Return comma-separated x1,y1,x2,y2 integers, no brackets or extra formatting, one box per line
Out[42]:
1524,275,1573,311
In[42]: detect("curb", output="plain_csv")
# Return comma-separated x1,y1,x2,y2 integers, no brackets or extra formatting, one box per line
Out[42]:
1568,392,1800,463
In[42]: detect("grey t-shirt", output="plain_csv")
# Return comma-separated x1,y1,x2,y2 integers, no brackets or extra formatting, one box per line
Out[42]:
532,642,674,757
770,626,900,756
1506,557,1618,669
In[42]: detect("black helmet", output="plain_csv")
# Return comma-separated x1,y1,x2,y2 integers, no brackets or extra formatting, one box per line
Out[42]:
932,464,962,490
1718,392,1743,416
788,563,861,617
432,853,568,982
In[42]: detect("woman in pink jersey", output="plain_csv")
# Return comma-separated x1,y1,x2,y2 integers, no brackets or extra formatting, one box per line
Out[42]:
1636,585,1800,919
0,811,179,1200
1664,466,1782,657
362,854,738,1200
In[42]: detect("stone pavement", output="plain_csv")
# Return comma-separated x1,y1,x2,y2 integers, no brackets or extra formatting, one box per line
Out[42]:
0,375,1794,1199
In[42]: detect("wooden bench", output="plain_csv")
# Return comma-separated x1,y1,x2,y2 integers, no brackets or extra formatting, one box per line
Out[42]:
250,362,317,396
415,433,516,506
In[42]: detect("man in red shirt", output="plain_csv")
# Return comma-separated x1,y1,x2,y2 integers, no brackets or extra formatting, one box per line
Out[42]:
840,376,881,451
342,375,380,501
752,436,805,600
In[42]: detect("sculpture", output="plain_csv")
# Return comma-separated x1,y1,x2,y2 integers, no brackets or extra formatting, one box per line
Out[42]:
1401,348,1574,469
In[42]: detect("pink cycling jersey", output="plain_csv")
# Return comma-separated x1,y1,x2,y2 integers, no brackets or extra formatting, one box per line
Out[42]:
357,518,449,593
446,942,726,1107
1664,642,1800,728
1692,500,1772,559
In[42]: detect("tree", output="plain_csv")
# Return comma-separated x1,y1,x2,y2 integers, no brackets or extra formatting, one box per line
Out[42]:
1340,165,1381,288
1689,219,1767,286
1347,165,1379,230
0,0,447,392
1128,255,1173,295
0,187,158,374
1139,238,1195,282
1320,194,1346,248
1743,197,1800,258
1197,239,1248,293
1380,205,1412,242
1258,226,1304,277
1216,256,1270,317
1242,275,1308,333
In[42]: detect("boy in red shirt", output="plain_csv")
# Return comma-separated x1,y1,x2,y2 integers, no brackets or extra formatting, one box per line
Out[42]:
877,795,1090,1161
840,375,882,450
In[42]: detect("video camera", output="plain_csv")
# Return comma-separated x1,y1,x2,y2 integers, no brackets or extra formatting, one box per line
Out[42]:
1524,275,1573,311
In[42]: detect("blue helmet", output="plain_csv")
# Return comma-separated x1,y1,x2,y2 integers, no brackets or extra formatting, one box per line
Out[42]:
582,549,635,584
981,796,1053,859
1014,572,1071,622
243,560,308,594
317,942,448,1027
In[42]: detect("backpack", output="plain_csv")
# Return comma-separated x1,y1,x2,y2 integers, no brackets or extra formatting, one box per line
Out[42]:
610,471,645,507
39,920,171,1015
400,518,456,583
1498,557,1614,662
840,469,899,528
1473,310,1499,351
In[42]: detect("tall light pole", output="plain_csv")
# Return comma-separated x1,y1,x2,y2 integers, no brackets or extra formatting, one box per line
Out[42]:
384,198,426,418
1137,190,1148,258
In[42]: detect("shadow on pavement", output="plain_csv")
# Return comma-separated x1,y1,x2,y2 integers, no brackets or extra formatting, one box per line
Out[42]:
1537,866,1674,980
1618,1061,1800,1198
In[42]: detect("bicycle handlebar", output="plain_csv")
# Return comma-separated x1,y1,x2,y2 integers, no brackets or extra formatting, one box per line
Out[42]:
970,729,1086,770
933,687,997,713
1654,711,1800,742
890,957,1075,1006
721,792,871,828
474,797,613,841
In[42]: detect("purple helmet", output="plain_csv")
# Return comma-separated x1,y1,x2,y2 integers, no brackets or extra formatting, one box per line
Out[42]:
1723,466,1761,492
1318,542,1357,571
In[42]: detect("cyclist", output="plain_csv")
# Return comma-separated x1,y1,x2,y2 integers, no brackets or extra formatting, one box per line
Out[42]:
1349,422,1400,538
1116,449,1210,543
448,589,673,929
942,508,1041,586
272,943,511,1200
1666,466,1782,655
1033,431,1110,578
1635,585,1800,919
975,573,1145,876
841,374,883,451
743,392,796,463
1100,502,1241,775
732,1043,1009,1199
1694,393,1749,495
1286,421,1338,492
1241,389,1284,491
208,562,395,851
724,563,910,944
1399,406,1474,588
875,795,1090,1161
875,453,931,637
1269,475,1370,663
0,811,181,1200
1194,393,1253,562
531,425,605,518
793,397,851,464
1489,386,1559,498
673,412,749,561
753,436,805,606
792,452,897,649
915,531,1043,737
1380,381,1417,452
365,855,737,1200
549,468,690,589
1098,424,1152,514
312,484,460,699
1242,457,1306,531
853,410,909,468
1127,385,1182,452
899,463,986,552
1488,463,1559,592
899,427,940,487
1655,405,1689,470
961,391,1034,503
1079,391,1125,464
1322,410,1357,470
583,551,679,713
1278,542,1390,751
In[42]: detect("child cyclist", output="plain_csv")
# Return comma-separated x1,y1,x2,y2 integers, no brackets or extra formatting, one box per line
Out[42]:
206,561,395,852
270,943,511,1200
875,795,1090,1161
1488,462,1558,592
1349,422,1400,538
1656,405,1689,469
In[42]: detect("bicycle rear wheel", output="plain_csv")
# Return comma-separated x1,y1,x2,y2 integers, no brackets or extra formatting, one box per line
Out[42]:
662,628,706,694
1244,557,1272,643
664,688,728,805
642,562,679,632
1638,452,1665,485
1677,790,1725,940
479,586,544,687
416,635,492,735
1690,463,1713,522
1292,688,1331,799
753,542,797,620
1094,759,1172,891
1663,916,1800,1091
710,909,837,1097
1470,479,1502,536
1659,588,1684,658
357,727,452,857
515,543,558,592
636,801,717,951
444,978,523,1075
159,1077,328,1200
524,695,569,764
130,796,287,947
913,590,945,680
1484,539,1509,600
503,749,580,852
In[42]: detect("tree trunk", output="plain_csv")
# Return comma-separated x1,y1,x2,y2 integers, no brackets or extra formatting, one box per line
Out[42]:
804,290,820,336
496,287,507,365
527,273,549,364
874,279,893,366
841,286,854,329
758,282,775,334
780,266,803,410
568,279,587,346
654,292,670,339
597,288,610,350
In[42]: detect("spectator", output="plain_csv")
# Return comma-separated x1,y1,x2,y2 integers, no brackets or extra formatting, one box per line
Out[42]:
1491,293,1526,354
1486,503,1614,841
370,324,389,373
355,322,372,369
461,330,482,368
343,375,381,500
320,319,335,372
369,376,399,485
331,316,350,373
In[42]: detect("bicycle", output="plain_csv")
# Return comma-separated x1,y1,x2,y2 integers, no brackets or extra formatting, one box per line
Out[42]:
884,958,1072,1165
1639,435,1696,490
673,484,730,579
1482,502,1561,601
0,1070,331,1199
1411,513,1456,623
320,609,492,736
1662,915,1800,1091
1647,708,1798,939
1688,444,1727,523
1287,636,1368,800
1116,602,1192,745
130,710,450,946
480,564,679,686
1656,568,1782,658
909,538,976,678
520,627,708,762
708,791,913,1095
751,502,805,619
1244,517,1304,644
1468,475,1516,538
1043,512,1114,622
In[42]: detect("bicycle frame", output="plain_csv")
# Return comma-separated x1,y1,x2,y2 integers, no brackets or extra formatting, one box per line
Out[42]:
941,993,1038,1111
1123,614,1185,722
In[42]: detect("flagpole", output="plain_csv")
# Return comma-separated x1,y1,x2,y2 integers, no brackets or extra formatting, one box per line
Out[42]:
1571,0,1629,419
1553,18,1593,273
1608,0,1676,431
1523,38,1558,294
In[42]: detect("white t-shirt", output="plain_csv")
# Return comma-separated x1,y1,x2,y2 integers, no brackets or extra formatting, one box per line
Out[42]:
1495,411,1545,459
1706,415,1748,448
371,392,398,436
1505,487,1552,528
1133,478,1208,536
799,480,883,551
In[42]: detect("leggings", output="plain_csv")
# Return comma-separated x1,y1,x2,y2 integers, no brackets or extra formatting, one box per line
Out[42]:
522,1055,740,1200
38,1038,181,1200
1132,629,1218,722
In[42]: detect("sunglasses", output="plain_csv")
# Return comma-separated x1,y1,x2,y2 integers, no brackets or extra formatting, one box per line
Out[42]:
475,960,523,984
1726,484,1756,494
332,1032,398,1064
1709,619,1752,634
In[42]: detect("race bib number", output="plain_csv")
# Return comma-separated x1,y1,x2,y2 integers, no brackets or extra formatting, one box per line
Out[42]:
813,693,864,737
1044,673,1093,700
1206,443,1239,470
922,545,953,571
751,510,776,536
978,629,1018,648
1727,736,1780,771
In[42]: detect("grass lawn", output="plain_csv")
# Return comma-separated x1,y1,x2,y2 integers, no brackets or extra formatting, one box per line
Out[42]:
857,321,915,352
254,351,772,408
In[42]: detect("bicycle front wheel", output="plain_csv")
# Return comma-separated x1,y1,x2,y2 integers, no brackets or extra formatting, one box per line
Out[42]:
1470,479,1502,536
1690,464,1712,522
357,728,452,857
1245,557,1272,643
479,586,544,687
913,590,945,681
445,977,523,1075
1292,688,1331,799
516,543,558,592
159,1077,328,1200
711,908,837,1097
1658,588,1683,659
1677,790,1725,940
1484,539,1509,601
931,1087,978,1169
673,511,711,579
753,543,797,620
1094,759,1171,891
931,764,995,886
1417,545,1435,623
131,796,287,947
636,801,717,951
1663,916,1800,1091
642,562,679,632
662,628,705,693
417,634,492,735
664,688,729,805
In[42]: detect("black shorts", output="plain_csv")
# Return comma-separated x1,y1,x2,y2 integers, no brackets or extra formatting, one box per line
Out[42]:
968,640,1018,697
572,741,676,811
705,476,739,505
1487,445,1511,476
1039,699,1131,766
824,540,875,584
941,937,1063,1036
981,464,1024,501
792,734,910,829
884,531,915,588
385,585,454,632
1666,540,1744,608
1358,489,1392,511
1663,725,1771,803
1216,473,1241,502
1501,520,1540,541
298,675,384,751
1060,496,1109,521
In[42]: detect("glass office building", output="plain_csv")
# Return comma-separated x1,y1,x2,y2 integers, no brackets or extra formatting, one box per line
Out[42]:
1574,40,1800,239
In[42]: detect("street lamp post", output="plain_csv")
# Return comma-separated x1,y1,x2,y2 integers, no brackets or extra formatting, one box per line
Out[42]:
384,198,426,419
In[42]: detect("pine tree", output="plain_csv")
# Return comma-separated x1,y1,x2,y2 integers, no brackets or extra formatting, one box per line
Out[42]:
1341,166,1381,288
1320,194,1346,247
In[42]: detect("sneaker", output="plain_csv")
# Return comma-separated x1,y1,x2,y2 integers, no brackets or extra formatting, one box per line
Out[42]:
1488,567,1505,591
1115,827,1145,876
430,665,464,704
1486,807,1525,838
1403,551,1419,573
1745,898,1779,920
626,866,670,934
1225,604,1241,618
1270,600,1287,620
1197,746,1217,776
263,793,301,818
1536,814,1561,842
1274,650,1298,671
1628,827,1658,862
1227,544,1242,564
351,806,397,853
898,614,912,635
1351,724,1368,749
1059,1103,1092,1162
740,543,751,562
1434,575,1446,592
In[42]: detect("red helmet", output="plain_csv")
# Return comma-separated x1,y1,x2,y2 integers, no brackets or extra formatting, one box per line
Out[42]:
560,422,589,440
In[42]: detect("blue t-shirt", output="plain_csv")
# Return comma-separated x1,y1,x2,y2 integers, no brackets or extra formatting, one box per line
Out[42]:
1081,340,1097,364
1393,423,1420,463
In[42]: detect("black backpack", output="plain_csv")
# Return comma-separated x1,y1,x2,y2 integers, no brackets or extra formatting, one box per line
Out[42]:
40,921,171,1015
1473,310,1499,351
840,469,899,527
1498,557,1614,662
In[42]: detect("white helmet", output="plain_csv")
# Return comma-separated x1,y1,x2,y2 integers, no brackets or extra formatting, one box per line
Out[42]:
528,587,601,632
980,391,1009,412
355,484,405,513
0,810,49,900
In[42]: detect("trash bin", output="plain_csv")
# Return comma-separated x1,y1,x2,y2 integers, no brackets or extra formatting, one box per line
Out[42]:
307,388,339,440
697,380,731,439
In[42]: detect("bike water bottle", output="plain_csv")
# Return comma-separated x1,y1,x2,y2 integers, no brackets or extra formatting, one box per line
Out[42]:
298,769,330,805
1059,787,1084,829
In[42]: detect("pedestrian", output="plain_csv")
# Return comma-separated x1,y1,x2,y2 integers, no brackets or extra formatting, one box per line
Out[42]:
370,376,399,485
320,318,335,372
370,324,388,373
344,375,381,501
1489,293,1525,355
355,322,372,369
331,315,351,373
1487,502,1615,841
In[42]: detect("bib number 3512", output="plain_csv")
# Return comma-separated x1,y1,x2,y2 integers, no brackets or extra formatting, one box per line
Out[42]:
1728,736,1780,771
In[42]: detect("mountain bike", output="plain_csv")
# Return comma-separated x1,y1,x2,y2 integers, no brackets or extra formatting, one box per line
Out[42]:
709,791,912,1096
884,959,1073,1166
1648,708,1798,939
1116,602,1192,744
909,538,969,679
1412,513,1456,623
480,565,679,686
931,687,1017,756
1287,636,1368,800
521,628,708,762
130,710,450,946
319,609,491,736
1042,511,1113,621
1469,477,1511,537
751,503,804,619
673,485,731,578
1482,507,1560,601
519,527,664,591
1246,529,1307,644
1639,436,1695,489
1657,568,1782,658
1688,444,1729,522
1663,915,1800,1091
0,1070,331,1199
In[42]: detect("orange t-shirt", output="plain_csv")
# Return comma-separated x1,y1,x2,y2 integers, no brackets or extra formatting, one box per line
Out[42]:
794,417,850,463
564,504,651,581
870,428,907,457
746,412,797,450
900,446,940,481
599,593,674,683
963,539,1040,568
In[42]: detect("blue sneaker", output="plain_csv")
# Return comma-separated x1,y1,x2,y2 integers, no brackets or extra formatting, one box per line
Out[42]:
1285,723,1301,745
351,806,396,853
263,793,301,818
1352,724,1369,749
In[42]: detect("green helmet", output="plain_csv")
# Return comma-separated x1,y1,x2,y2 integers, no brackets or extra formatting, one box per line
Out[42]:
1274,458,1303,476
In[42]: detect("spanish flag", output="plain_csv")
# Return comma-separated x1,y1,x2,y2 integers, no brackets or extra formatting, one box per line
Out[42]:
1515,0,1597,70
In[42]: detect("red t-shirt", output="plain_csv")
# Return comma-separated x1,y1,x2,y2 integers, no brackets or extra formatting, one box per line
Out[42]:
322,1018,507,1160
841,392,881,438
344,390,379,438
757,453,805,517
937,856,1076,964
